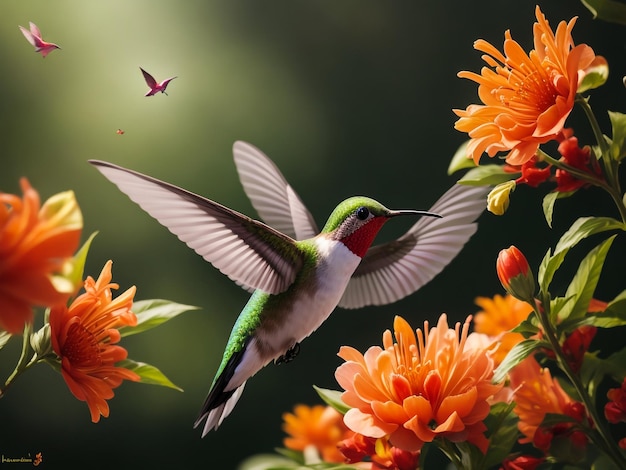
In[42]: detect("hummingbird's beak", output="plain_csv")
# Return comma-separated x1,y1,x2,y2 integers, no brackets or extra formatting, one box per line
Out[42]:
387,209,442,219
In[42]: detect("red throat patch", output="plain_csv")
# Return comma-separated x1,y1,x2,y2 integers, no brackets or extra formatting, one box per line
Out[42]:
341,217,388,258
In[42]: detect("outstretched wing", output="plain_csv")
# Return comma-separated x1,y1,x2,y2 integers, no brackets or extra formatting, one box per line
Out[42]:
338,184,489,309
89,160,305,294
28,22,42,39
233,141,319,240
140,67,157,88
161,76,177,90
19,25,36,47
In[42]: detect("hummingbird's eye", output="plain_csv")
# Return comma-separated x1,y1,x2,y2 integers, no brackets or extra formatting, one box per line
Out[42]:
356,206,370,220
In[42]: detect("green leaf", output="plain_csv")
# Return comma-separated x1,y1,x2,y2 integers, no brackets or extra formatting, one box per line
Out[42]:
238,450,360,470
118,359,183,391
512,312,540,338
275,448,305,464
237,454,299,470
542,191,576,228
493,339,546,383
313,386,349,415
457,164,515,186
580,0,626,25
538,247,563,297
591,453,623,470
608,111,626,161
119,299,199,337
538,217,624,294
481,402,519,470
543,191,558,229
65,231,98,291
540,412,579,428
597,348,626,383
589,290,626,328
554,217,624,254
0,330,12,351
454,440,486,470
581,349,626,401
447,140,477,175
580,352,606,401
559,236,616,326
549,295,577,326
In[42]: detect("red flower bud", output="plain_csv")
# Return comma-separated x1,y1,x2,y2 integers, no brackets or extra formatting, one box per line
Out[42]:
496,246,536,302
562,326,597,373
532,426,554,452
605,377,626,424
502,455,546,470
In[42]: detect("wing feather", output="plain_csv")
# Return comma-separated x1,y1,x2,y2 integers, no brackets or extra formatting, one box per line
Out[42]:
233,141,318,240
338,184,489,309
19,25,36,47
140,67,157,88
89,160,304,294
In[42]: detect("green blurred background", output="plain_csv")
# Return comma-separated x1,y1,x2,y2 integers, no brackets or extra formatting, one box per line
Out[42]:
1,1,625,468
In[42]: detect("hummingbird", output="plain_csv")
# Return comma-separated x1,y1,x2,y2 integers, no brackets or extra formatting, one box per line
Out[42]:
140,67,177,96
19,22,61,58
89,141,488,436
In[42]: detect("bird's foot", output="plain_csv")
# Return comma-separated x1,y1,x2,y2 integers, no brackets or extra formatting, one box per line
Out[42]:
275,342,300,365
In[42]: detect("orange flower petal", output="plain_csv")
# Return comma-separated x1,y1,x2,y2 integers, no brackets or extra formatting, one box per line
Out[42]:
50,261,139,423
336,314,502,453
454,6,601,165
0,180,82,333
344,408,394,438
371,400,407,425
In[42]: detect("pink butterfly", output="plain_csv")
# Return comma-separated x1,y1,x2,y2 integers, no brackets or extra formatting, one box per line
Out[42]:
19,22,61,58
140,67,177,96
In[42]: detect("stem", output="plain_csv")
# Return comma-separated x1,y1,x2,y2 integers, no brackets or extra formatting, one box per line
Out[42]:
576,95,611,160
532,298,626,468
538,149,626,224
0,323,38,398
575,95,625,222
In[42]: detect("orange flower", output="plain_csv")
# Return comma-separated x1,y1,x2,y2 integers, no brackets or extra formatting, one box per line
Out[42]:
454,6,599,165
335,314,502,453
49,260,139,423
282,404,353,462
473,294,533,366
509,356,583,446
0,179,82,333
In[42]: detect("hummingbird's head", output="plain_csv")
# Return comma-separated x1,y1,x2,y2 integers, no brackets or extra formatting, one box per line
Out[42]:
321,197,440,258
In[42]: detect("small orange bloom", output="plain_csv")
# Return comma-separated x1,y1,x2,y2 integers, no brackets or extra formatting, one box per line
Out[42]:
473,294,533,366
335,314,502,453
282,404,353,463
0,179,82,333
454,6,600,165
49,260,139,423
509,356,582,446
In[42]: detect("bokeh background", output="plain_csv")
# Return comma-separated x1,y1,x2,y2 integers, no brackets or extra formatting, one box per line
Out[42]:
1,1,625,468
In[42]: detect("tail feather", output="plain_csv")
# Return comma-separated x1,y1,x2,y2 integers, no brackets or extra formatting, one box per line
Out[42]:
194,337,250,436
194,383,246,437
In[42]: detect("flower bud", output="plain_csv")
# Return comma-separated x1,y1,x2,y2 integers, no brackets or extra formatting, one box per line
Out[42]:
487,180,516,215
30,323,53,358
496,246,536,302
